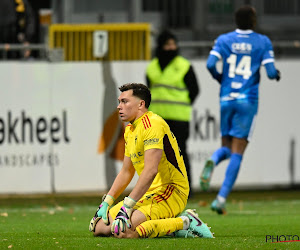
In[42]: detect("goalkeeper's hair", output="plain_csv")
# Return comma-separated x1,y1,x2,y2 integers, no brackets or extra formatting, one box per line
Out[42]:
119,83,151,108
235,5,257,30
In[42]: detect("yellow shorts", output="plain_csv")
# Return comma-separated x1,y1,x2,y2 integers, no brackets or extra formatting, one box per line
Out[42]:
109,184,187,220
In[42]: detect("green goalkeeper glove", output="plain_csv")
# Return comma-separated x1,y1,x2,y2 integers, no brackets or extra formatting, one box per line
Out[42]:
111,196,137,235
89,194,115,232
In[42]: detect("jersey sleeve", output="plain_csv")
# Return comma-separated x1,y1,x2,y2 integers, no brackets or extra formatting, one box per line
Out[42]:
143,118,165,151
209,36,223,59
206,54,222,83
261,35,275,65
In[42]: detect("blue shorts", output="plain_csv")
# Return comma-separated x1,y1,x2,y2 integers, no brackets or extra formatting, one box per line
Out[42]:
220,100,258,140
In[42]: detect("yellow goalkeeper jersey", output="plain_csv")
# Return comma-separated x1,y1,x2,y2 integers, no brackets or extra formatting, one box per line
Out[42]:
124,111,189,197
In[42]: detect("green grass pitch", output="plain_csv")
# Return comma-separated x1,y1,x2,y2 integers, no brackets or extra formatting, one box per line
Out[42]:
1,190,300,249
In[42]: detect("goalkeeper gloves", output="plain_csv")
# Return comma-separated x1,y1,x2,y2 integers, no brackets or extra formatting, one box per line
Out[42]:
89,194,115,232
111,196,137,235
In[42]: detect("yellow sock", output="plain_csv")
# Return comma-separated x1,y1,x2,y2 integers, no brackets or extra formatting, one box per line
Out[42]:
136,217,183,238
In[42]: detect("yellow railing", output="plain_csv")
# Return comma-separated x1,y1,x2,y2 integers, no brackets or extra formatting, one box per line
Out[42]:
49,23,151,61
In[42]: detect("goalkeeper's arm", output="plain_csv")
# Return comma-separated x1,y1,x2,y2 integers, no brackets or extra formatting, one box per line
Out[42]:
107,156,136,200
128,148,161,202
89,156,135,231
111,149,162,234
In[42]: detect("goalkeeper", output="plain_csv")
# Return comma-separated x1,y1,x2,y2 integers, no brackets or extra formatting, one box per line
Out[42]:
89,83,213,238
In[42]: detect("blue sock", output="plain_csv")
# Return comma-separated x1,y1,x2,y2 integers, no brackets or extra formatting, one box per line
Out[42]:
211,146,231,166
218,153,243,199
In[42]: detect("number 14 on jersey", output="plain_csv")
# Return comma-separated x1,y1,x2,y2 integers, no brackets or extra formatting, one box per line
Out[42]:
227,54,252,80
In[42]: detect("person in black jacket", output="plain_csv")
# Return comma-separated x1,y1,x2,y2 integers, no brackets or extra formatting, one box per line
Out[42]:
0,0,36,59
146,30,200,197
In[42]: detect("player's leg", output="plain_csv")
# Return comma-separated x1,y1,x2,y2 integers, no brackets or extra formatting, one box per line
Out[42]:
212,137,247,214
200,136,232,191
93,192,184,238
200,103,233,191
112,210,184,239
213,103,234,166
212,137,232,165
135,215,185,238
113,209,147,238
93,213,114,236
93,200,123,237
221,137,247,192
212,101,257,214
114,186,188,238
107,188,213,239
94,197,151,238
140,187,187,238
133,199,213,238
175,209,214,238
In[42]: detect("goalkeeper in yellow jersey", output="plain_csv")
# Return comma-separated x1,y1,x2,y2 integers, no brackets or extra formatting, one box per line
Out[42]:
89,83,213,238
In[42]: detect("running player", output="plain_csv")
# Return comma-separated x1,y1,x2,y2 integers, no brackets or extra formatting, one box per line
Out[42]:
200,5,281,214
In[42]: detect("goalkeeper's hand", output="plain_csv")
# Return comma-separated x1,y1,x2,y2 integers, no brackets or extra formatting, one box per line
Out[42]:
89,194,115,232
111,196,137,235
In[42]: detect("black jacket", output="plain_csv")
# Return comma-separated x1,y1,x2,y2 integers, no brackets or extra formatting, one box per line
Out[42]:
0,0,36,43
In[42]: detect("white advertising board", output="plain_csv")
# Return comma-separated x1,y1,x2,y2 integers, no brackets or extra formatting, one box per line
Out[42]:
0,63,104,193
0,60,299,194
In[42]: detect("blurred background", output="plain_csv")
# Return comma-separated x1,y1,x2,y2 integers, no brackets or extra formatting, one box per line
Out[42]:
0,0,299,195
1,0,300,61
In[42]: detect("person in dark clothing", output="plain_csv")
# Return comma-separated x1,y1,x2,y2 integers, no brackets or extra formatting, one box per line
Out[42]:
0,0,36,59
146,30,200,197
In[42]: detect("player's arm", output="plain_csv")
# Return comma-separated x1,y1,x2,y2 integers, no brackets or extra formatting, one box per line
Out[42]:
107,156,136,198
264,62,281,81
262,36,281,81
89,156,135,231
129,148,162,201
206,54,222,83
111,148,162,235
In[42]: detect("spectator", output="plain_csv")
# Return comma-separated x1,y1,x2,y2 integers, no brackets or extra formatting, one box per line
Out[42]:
146,30,200,197
0,0,36,59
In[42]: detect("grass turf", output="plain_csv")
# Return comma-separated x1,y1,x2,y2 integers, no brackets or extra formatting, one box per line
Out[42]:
0,190,300,249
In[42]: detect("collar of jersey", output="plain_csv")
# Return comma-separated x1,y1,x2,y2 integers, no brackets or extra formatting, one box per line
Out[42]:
131,111,151,129
236,29,253,34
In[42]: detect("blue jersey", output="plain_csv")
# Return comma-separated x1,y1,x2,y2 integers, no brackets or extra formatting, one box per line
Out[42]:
208,29,276,102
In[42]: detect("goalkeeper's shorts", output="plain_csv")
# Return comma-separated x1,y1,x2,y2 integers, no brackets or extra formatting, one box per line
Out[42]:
109,184,187,221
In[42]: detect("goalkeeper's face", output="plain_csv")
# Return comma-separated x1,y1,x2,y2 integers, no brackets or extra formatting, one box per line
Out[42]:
117,90,144,123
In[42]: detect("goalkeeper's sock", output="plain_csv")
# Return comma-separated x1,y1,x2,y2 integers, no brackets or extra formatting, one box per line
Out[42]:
211,146,231,166
136,217,183,238
180,216,190,230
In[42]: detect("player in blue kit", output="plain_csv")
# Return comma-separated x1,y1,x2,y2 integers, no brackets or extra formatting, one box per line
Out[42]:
200,5,281,214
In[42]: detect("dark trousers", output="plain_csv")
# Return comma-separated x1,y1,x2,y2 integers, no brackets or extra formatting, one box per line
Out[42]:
165,119,192,196
0,24,21,59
